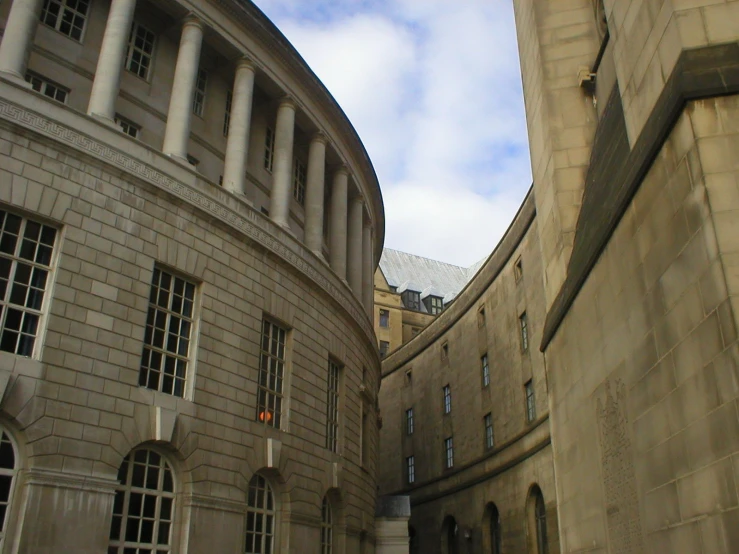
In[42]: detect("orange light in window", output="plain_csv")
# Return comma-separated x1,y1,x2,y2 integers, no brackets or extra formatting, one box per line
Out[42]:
259,411,272,423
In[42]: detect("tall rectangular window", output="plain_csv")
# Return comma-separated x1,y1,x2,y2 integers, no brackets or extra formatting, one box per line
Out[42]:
379,340,389,358
406,407,414,435
256,319,287,428
481,353,490,387
293,158,306,205
379,309,389,328
406,455,415,484
264,127,275,172
40,0,89,41
360,409,369,468
484,413,494,449
139,267,196,397
0,210,57,357
25,73,68,103
223,90,233,136
192,68,207,116
126,22,156,80
326,359,340,453
519,311,529,353
525,379,536,422
443,385,451,414
444,437,454,469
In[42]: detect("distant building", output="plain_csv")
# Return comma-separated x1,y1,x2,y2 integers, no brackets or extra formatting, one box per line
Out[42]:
373,249,484,356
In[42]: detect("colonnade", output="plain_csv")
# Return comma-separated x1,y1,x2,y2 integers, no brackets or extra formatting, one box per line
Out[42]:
0,0,376,315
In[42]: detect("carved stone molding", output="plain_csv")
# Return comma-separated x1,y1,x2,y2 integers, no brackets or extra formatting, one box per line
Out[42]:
183,493,247,514
23,469,118,495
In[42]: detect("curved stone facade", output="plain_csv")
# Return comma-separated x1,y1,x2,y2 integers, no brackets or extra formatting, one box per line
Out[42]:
378,190,560,554
0,0,382,551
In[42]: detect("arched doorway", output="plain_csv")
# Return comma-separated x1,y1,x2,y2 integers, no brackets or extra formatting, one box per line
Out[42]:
441,515,459,554
526,485,548,554
484,502,502,554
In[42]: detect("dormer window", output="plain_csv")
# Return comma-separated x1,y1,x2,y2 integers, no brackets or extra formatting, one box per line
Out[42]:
423,295,443,315
401,290,420,311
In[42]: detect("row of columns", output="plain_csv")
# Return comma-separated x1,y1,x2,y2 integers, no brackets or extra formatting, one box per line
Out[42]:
0,0,376,315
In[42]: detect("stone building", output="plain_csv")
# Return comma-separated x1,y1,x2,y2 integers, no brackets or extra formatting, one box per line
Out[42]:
378,0,739,553
373,249,484,358
0,0,386,551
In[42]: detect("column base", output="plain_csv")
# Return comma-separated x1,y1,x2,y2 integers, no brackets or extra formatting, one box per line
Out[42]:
166,152,197,169
310,250,328,264
89,112,120,129
0,70,32,88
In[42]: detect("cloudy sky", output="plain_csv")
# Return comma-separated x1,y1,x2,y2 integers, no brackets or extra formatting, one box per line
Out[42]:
253,0,532,268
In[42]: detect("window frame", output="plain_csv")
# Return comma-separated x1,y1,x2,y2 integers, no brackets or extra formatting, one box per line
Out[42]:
519,311,529,353
481,353,490,387
406,455,415,484
223,89,233,137
423,295,443,315
320,496,333,554
245,474,276,554
405,407,414,435
525,379,536,423
379,309,389,328
379,340,390,358
0,209,59,359
484,412,494,450
125,21,156,81
192,68,207,117
292,157,306,206
40,0,90,42
256,318,289,429
326,358,341,453
108,447,176,554
444,436,453,469
138,266,198,399
264,127,275,172
442,384,451,414
114,114,141,139
401,290,421,311
25,72,69,104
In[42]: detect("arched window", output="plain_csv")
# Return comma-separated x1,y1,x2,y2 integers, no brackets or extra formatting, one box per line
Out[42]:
488,503,501,554
535,491,548,554
108,448,176,553
321,495,333,554
0,429,18,547
245,474,276,554
527,486,548,554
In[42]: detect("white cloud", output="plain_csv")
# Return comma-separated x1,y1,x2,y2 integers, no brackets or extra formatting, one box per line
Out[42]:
254,0,531,267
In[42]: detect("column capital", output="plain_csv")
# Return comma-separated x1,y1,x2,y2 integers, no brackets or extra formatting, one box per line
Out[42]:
235,56,256,71
182,14,204,29
334,165,350,178
279,96,296,109
311,132,328,145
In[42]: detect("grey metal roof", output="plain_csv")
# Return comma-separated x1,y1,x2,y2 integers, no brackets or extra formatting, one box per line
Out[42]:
379,248,479,306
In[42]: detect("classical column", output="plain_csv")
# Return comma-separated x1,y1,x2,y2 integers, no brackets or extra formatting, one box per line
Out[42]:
162,17,203,161
269,98,296,228
362,222,373,316
329,167,349,280
0,0,45,80
347,196,364,297
222,58,256,195
87,0,137,121
304,133,327,255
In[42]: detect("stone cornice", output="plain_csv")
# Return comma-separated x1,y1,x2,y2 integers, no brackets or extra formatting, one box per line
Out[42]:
183,493,247,514
0,79,379,360
380,187,536,375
